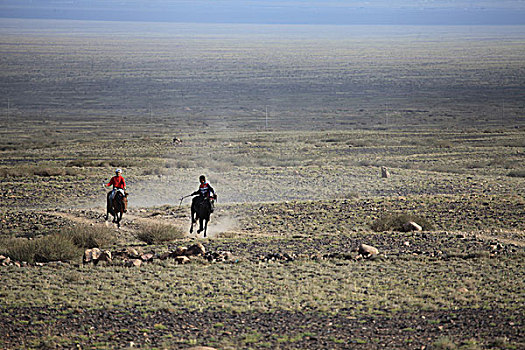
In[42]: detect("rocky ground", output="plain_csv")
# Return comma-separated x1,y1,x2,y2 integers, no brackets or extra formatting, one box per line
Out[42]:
0,199,524,349
1,305,522,349
1,129,524,349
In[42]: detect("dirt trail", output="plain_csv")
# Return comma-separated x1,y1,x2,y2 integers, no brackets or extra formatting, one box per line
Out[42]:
41,206,241,242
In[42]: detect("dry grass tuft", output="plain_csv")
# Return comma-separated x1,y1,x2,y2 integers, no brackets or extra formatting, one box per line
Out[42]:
1,234,80,263
61,224,117,249
370,213,434,232
135,222,185,245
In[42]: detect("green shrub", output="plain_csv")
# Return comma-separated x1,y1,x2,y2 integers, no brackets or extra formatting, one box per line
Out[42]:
61,224,116,249
136,223,185,245
370,213,434,232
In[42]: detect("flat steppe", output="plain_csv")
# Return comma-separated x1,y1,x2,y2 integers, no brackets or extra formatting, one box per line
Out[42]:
0,20,524,349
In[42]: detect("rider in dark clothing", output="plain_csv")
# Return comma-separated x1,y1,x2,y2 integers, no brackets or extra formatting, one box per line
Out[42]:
191,175,216,212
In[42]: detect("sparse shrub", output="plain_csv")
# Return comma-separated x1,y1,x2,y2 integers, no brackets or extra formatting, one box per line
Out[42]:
67,159,117,168
4,234,80,264
507,169,525,178
2,238,37,263
66,158,98,167
141,168,166,176
0,166,79,178
61,224,116,249
0,167,34,178
430,337,457,349
33,167,66,177
370,213,434,232
136,223,185,245
171,160,195,169
33,234,80,263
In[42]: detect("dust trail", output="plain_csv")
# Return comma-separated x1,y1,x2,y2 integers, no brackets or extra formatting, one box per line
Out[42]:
205,214,239,238
127,175,197,208
128,169,248,208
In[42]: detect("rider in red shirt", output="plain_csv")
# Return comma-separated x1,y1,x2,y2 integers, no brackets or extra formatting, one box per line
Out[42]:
105,168,126,207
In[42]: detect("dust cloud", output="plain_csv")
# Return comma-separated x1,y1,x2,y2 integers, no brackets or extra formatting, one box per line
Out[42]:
205,215,239,238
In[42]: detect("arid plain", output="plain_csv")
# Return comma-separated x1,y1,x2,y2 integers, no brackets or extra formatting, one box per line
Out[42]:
0,20,524,349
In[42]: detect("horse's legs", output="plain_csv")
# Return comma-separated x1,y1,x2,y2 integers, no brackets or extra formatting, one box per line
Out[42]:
190,206,197,233
105,200,111,221
197,217,203,234
203,218,208,237
191,207,196,224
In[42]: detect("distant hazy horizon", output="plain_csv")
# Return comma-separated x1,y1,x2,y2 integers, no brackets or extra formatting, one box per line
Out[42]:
1,0,525,26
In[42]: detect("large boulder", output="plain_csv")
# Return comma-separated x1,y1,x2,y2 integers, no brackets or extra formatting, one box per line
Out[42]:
174,256,190,264
83,248,102,264
141,253,154,262
95,250,112,265
186,243,205,257
169,246,188,258
158,252,171,260
358,244,379,259
2,256,12,266
125,259,142,267
126,247,141,259
403,221,423,232
205,251,234,262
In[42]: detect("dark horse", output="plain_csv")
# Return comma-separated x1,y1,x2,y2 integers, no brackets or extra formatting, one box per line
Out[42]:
105,191,128,228
190,196,214,237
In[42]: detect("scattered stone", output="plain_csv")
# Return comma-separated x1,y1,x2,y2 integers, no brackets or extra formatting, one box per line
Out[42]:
125,259,142,268
158,252,170,260
186,347,217,350
205,251,234,262
113,247,142,260
174,256,190,264
170,246,188,257
358,244,379,259
141,253,154,262
83,248,102,264
457,287,469,293
96,250,113,265
186,243,205,257
3,256,11,265
381,166,390,178
126,247,141,258
259,252,296,262
404,221,423,232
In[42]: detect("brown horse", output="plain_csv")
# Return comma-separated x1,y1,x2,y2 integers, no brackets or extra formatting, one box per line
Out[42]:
105,191,128,228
